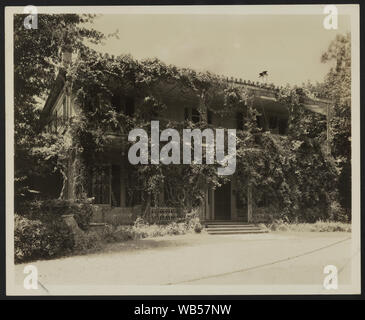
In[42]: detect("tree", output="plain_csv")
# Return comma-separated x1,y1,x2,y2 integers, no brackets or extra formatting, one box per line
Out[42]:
14,14,106,207
321,34,351,214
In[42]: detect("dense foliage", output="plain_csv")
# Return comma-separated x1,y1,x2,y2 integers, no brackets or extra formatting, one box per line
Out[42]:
15,198,94,263
14,213,74,263
303,33,351,215
15,13,350,224
14,14,106,208
234,87,339,222
19,199,94,231
36,50,339,222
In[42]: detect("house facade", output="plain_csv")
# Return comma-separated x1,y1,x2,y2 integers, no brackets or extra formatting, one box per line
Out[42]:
41,58,329,225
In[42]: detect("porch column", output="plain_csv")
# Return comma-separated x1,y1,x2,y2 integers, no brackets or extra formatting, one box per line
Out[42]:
231,177,237,220
204,187,209,220
210,189,215,220
247,184,253,223
120,159,127,207
67,150,77,200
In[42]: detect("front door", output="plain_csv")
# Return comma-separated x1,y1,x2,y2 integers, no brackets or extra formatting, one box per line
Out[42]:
214,182,231,220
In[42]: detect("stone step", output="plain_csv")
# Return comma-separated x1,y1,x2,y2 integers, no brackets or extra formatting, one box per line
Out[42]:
205,222,268,235
207,229,268,235
204,220,248,224
206,227,263,233
90,222,107,226
206,224,259,229
89,222,108,234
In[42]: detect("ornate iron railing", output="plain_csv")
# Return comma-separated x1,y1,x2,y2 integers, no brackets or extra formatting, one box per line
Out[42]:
149,207,182,223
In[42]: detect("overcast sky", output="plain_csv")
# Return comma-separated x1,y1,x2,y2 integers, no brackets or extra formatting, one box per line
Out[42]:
87,13,350,86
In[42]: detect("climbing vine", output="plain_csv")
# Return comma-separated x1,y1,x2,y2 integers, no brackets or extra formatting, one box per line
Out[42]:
36,50,340,221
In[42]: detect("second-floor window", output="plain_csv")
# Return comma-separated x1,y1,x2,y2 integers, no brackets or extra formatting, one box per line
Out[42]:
125,97,135,117
269,115,278,130
191,108,200,123
257,115,265,130
236,112,244,130
207,110,213,125
184,107,201,123
111,94,135,117
278,119,288,135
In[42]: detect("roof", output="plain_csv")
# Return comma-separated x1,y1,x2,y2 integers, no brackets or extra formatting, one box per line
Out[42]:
41,67,330,124
223,77,330,115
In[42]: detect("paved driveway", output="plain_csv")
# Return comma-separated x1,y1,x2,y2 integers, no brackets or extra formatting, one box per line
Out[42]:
10,232,357,295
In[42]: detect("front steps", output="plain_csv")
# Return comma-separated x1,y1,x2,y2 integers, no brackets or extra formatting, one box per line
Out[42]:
204,221,269,235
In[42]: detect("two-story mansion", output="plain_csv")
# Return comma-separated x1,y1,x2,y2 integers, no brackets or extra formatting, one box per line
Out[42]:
40,52,329,225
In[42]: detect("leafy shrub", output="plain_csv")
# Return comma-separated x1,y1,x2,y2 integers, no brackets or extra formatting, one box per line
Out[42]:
14,213,74,263
185,210,203,233
329,201,350,223
164,222,186,235
134,216,148,228
267,219,351,232
111,227,135,242
73,231,102,252
186,217,203,233
100,225,135,243
97,213,204,243
20,199,93,231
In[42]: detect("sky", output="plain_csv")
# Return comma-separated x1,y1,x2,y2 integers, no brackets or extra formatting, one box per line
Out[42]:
87,13,350,86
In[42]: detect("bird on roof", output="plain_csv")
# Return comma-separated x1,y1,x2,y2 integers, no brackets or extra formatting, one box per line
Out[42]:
259,71,268,78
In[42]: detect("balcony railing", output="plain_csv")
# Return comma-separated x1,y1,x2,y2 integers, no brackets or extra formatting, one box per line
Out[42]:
148,207,183,224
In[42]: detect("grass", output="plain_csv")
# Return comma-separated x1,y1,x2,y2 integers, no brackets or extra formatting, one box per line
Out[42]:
266,220,351,232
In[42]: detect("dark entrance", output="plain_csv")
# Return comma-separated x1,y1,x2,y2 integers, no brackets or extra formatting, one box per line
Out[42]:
214,181,231,220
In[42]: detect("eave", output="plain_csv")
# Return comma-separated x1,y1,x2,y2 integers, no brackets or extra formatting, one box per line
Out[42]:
39,69,66,128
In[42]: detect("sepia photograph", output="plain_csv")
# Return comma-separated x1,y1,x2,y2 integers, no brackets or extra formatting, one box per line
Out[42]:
4,4,361,297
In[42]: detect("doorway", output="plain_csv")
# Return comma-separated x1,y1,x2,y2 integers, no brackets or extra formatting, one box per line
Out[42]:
214,182,231,220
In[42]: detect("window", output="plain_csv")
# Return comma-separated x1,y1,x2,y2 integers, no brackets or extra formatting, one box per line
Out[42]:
207,110,213,125
84,96,96,112
111,95,135,116
184,108,190,121
126,171,142,207
236,112,244,130
89,166,110,204
278,118,288,135
125,97,135,116
191,108,200,123
256,115,265,130
111,94,122,113
184,107,200,123
269,115,278,130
